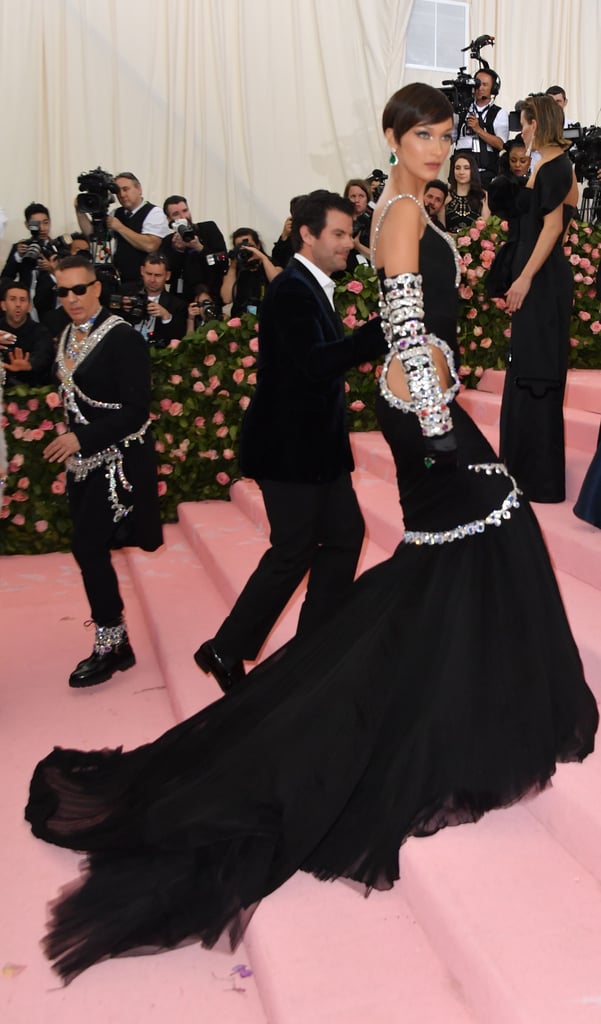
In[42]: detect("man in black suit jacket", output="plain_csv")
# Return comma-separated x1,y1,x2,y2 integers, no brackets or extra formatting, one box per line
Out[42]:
162,195,227,303
43,255,163,688
195,190,387,692
121,253,186,347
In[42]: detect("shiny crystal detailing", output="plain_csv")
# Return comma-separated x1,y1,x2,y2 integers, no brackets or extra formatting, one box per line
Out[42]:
403,464,522,546
94,622,127,655
377,270,459,438
56,314,149,524
371,193,460,287
66,419,151,522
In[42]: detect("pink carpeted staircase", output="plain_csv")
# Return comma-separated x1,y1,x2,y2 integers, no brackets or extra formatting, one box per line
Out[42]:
3,370,601,1024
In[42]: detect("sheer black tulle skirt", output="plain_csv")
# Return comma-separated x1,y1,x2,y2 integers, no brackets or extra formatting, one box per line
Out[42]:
26,403,598,983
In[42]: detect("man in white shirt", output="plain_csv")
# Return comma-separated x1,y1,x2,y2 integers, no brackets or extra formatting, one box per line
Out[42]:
455,69,509,187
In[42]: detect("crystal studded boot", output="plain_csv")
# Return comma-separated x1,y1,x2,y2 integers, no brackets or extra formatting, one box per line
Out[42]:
69,621,136,688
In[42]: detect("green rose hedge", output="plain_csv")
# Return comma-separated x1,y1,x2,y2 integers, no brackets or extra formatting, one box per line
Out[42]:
2,220,600,555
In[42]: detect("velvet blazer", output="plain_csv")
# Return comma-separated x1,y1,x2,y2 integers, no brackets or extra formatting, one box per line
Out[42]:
239,258,385,484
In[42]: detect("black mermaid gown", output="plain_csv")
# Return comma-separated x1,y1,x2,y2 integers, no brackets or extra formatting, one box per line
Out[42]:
26,224,598,984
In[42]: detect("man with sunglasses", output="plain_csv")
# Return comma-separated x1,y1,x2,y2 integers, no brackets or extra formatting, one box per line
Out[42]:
43,255,163,688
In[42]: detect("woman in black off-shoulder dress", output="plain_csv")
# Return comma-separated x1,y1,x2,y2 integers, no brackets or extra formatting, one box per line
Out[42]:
26,85,597,984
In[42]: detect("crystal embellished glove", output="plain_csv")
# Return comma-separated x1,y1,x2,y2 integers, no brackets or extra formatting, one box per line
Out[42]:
378,271,459,469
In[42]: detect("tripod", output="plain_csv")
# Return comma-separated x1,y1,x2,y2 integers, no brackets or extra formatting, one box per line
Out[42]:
578,181,601,224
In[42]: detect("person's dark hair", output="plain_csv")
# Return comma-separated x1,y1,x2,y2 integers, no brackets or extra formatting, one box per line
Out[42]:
163,194,188,215
0,279,30,301
24,202,50,221
232,227,262,250
142,252,170,270
546,85,567,102
382,83,453,143
289,195,306,216
115,172,141,188
56,255,97,276
425,179,449,199
290,190,354,252
448,151,486,213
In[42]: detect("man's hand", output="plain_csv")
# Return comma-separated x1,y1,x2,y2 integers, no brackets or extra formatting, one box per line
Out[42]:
0,331,17,351
146,299,170,320
43,432,81,463
4,347,32,372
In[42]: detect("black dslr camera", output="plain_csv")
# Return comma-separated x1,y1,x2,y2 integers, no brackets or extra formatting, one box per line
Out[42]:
571,126,601,187
169,217,198,243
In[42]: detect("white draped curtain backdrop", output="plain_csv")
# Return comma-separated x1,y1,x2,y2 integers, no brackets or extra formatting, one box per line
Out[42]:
0,0,598,257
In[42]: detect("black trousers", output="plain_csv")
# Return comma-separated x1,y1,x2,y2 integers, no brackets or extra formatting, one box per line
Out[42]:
214,473,365,663
69,478,124,628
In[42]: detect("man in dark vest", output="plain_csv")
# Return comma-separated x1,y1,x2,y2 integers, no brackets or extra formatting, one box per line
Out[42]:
194,190,387,692
455,69,509,188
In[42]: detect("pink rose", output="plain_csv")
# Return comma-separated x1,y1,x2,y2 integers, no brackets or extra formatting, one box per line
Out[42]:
462,254,473,266
12,427,24,440
227,317,242,328
51,478,66,495
216,472,231,485
206,329,219,342
190,367,201,378
459,365,472,378
480,337,492,349
349,400,365,411
465,308,478,320
155,441,165,453
475,366,484,378
247,373,257,386
358,362,373,373
232,368,245,384
29,428,44,441
569,254,581,265
9,453,24,469
457,236,470,247
11,514,25,526
469,228,480,241
223,448,235,460
160,464,173,475
209,375,221,388
239,396,250,410
590,321,601,334
570,234,579,244
503,328,512,338
160,398,172,412
573,273,584,283
168,339,181,349
241,355,255,368
39,419,54,432
27,398,39,411
216,425,229,438
480,240,495,250
249,337,259,352
570,337,580,347
204,353,216,366
347,280,364,294
500,221,509,232
12,490,28,503
472,326,483,337
229,342,239,353
212,411,225,425
17,477,29,489
14,409,30,422
157,480,168,497
169,402,184,415
469,341,477,351
194,417,206,428
342,314,357,329
35,520,48,533
459,285,473,300
346,304,357,315
578,310,591,321
170,374,183,385
474,266,485,278
45,392,61,410
193,381,205,392
165,433,173,444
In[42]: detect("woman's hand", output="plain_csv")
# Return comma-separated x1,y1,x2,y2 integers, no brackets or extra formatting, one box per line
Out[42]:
505,273,532,313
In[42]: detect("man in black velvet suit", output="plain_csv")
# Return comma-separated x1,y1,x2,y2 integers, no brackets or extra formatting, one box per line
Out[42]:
195,190,387,691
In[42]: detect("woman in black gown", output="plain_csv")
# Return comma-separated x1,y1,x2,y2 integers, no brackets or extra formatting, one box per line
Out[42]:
497,95,579,503
25,85,598,984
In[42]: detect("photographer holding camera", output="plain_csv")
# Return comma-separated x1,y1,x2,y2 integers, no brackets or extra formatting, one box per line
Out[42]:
76,172,170,286
220,227,282,317
185,282,221,334
162,195,228,302
119,253,186,348
1,203,60,321
455,69,509,188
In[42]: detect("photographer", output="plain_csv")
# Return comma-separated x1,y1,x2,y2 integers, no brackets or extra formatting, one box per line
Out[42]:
0,203,60,321
185,282,222,334
0,280,54,387
455,69,509,188
76,172,170,286
162,195,228,302
120,253,186,348
220,228,282,317
342,179,373,269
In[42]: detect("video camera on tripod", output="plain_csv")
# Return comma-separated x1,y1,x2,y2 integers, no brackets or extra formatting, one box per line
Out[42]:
439,34,498,130
76,167,119,236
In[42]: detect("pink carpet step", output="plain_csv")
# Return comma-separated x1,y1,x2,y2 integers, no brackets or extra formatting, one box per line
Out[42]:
458,388,601,455
477,368,601,416
535,500,601,591
400,802,601,1024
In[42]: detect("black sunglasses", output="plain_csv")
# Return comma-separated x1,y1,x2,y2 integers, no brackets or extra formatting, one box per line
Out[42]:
57,281,97,298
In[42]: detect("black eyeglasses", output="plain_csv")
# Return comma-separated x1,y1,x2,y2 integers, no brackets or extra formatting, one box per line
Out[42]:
57,281,97,298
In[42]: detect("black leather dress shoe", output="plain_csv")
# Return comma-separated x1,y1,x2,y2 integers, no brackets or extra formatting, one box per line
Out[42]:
69,641,136,688
194,640,245,693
